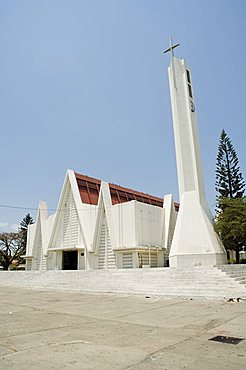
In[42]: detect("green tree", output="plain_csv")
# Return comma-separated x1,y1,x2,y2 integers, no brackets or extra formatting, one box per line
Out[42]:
215,129,245,199
19,213,34,254
0,214,34,270
0,232,24,270
19,213,34,232
214,197,246,264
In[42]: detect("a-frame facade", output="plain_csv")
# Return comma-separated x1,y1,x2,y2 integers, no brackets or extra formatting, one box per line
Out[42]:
25,201,50,271
24,170,179,270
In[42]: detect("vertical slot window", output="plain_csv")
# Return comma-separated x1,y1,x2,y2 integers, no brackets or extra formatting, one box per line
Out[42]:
188,84,193,99
186,69,191,83
186,69,193,99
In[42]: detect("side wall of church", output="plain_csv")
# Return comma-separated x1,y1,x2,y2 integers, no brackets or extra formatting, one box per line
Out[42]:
111,202,137,248
135,202,163,248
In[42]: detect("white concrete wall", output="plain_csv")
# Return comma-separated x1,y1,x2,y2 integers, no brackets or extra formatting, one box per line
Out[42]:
56,251,62,270
112,201,136,248
78,251,85,269
80,204,97,242
47,251,56,270
85,249,98,270
135,202,163,247
26,223,36,256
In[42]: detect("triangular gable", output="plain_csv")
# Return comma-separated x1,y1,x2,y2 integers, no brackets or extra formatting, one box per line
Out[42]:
92,181,117,254
31,202,46,270
34,222,43,270
26,201,49,261
39,201,49,255
48,170,91,250
62,185,79,247
97,213,116,269
28,206,41,261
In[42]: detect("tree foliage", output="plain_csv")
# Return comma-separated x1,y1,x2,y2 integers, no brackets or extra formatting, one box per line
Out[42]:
0,213,34,270
215,129,245,199
0,233,24,270
214,197,246,263
19,213,34,254
19,213,34,232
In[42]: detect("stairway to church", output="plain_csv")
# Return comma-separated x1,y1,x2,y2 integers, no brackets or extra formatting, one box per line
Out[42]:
217,264,246,286
1,266,246,300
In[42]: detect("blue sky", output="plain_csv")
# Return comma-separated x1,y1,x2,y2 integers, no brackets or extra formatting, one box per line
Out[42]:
0,0,245,230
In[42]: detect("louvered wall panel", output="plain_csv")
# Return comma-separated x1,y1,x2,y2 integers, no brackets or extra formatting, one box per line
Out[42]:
140,253,150,266
98,214,116,270
35,233,42,270
62,187,79,247
41,256,47,271
139,253,158,268
107,231,116,269
105,218,116,269
63,188,71,246
123,253,133,269
26,259,32,271
150,254,158,268
98,223,106,269
70,206,79,245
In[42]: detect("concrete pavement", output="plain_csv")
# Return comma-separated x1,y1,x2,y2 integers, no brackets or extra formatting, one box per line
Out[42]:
0,287,245,369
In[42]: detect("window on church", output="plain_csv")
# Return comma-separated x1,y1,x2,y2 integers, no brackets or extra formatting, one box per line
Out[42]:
188,84,193,99
186,70,193,99
186,69,191,83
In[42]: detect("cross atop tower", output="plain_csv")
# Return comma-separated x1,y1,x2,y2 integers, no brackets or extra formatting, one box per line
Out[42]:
163,35,180,57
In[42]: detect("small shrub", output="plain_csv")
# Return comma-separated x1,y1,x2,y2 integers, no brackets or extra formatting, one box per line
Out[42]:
228,258,236,264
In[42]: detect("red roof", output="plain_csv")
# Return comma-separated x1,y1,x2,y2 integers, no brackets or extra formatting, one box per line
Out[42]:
75,173,101,205
75,172,179,210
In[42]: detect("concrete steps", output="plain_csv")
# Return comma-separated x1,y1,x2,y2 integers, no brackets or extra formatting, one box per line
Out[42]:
1,266,246,300
218,264,246,285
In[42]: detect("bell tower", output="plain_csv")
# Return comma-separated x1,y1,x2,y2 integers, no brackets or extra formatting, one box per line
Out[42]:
165,37,227,267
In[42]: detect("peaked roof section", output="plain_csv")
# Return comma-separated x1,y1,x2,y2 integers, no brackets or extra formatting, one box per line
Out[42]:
109,183,163,207
75,172,179,210
75,172,101,205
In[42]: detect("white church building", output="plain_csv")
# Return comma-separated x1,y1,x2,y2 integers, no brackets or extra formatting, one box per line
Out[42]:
25,39,227,271
24,170,179,271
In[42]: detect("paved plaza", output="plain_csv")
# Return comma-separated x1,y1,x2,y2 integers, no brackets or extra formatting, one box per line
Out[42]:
0,287,245,369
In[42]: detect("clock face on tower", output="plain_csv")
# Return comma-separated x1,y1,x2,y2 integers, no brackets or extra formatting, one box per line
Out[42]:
190,100,195,112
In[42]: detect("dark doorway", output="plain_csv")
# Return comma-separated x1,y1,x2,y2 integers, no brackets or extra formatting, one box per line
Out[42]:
62,251,78,270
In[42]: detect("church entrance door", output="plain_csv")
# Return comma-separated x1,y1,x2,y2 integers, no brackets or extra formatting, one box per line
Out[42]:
62,251,78,270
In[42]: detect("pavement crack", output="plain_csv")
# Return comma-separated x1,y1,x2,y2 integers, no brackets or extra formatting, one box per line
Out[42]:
0,339,94,359
202,310,246,333
109,300,184,320
0,343,17,353
2,322,84,339
125,335,194,369
1,301,47,313
50,340,92,347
